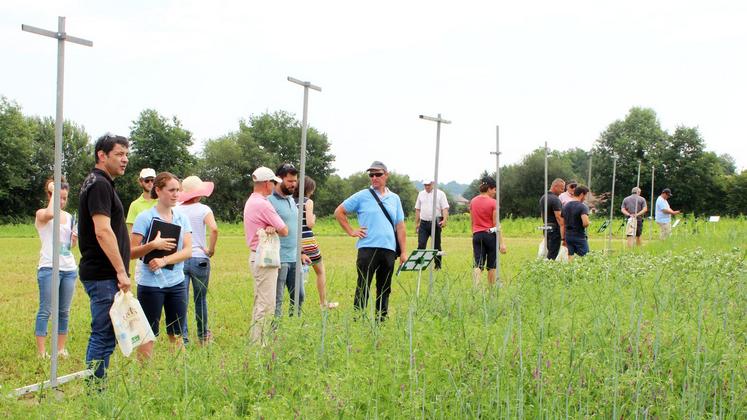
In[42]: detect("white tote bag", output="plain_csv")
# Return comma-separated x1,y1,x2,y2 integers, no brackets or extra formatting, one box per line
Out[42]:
109,291,155,357
555,245,569,262
254,229,281,269
537,239,548,259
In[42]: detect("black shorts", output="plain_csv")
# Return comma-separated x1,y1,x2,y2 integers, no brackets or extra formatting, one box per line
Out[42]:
472,231,496,270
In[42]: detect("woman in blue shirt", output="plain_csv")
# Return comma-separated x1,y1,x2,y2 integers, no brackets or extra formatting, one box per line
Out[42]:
130,172,192,359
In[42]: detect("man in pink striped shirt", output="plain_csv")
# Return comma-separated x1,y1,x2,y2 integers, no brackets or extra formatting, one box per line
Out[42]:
243,167,288,344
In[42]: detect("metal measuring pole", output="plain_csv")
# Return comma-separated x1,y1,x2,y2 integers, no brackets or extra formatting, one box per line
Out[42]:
543,142,549,256
649,166,655,241
490,126,501,282
587,155,593,192
633,160,642,238
419,114,451,294
22,16,92,388
607,156,618,254
288,76,321,317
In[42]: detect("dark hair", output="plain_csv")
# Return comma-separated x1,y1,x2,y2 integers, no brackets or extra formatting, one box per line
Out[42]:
276,163,298,178
150,172,179,199
574,185,589,197
567,180,578,190
44,176,69,195
293,175,316,199
94,134,129,163
478,177,496,193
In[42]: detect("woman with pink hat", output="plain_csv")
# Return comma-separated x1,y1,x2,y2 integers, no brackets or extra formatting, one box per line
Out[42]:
178,175,219,345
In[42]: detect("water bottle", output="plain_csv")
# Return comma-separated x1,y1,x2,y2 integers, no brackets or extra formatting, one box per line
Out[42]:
302,264,309,283
153,268,167,288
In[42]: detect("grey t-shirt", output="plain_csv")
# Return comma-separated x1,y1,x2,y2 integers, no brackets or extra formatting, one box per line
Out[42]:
621,194,647,220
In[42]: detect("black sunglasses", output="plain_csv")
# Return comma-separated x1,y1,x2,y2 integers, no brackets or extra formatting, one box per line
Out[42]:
368,172,385,178
142,178,155,183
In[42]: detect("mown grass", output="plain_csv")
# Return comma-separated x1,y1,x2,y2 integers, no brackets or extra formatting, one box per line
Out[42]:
0,219,744,418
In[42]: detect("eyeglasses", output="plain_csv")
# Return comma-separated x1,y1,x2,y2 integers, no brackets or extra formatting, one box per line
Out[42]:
369,172,385,178
142,178,155,183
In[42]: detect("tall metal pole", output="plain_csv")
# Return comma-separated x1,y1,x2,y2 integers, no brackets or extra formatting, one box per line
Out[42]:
607,156,618,254
419,114,451,294
636,160,641,188
22,16,92,388
649,166,655,241
543,142,549,256
288,76,321,317
492,126,501,282
587,155,593,192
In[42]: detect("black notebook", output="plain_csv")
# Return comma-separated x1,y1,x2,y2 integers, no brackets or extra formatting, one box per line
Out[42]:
143,218,181,270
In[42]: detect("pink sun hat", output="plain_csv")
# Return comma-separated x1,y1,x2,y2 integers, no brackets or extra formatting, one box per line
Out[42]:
178,175,214,202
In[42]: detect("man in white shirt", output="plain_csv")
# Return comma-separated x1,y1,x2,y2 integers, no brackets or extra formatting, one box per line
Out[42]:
414,181,449,270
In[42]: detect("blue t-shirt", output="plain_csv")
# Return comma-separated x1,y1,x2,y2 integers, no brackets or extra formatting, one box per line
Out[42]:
132,206,192,288
267,191,299,262
342,188,404,251
655,196,671,223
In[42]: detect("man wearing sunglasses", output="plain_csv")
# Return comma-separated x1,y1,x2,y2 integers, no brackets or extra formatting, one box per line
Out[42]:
126,168,158,231
335,161,407,321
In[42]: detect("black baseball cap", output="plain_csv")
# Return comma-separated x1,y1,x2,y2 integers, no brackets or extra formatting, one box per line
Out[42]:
662,188,672,196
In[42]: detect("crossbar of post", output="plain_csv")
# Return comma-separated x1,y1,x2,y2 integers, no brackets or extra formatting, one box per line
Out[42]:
419,113,451,294
21,16,92,389
491,126,501,283
288,76,321,317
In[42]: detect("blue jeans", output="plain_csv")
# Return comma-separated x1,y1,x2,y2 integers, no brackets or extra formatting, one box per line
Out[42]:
275,262,305,317
81,279,119,380
36,268,77,336
566,234,589,256
138,280,188,337
182,257,211,340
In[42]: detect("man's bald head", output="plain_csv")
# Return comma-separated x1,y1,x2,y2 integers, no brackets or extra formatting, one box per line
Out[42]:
551,178,565,194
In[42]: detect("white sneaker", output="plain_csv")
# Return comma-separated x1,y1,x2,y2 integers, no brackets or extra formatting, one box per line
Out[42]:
58,349,69,359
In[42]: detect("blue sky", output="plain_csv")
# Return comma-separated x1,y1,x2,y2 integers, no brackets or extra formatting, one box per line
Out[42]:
2,0,745,183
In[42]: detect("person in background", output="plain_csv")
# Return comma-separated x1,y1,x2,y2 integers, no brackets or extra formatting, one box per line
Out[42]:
294,176,337,309
558,180,577,207
469,177,506,286
178,176,218,345
655,188,681,239
621,186,648,247
130,172,191,359
561,185,591,260
334,161,406,322
126,168,157,230
34,178,77,359
539,178,566,260
268,163,312,317
414,180,449,270
244,167,288,344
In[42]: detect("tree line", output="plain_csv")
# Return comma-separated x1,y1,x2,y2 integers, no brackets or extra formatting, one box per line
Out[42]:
1,97,744,223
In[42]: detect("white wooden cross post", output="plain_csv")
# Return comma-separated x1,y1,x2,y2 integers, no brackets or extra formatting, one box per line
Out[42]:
287,76,321,317
15,16,93,396
418,113,451,294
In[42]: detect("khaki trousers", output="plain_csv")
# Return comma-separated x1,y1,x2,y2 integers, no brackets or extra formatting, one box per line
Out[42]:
249,252,279,345
657,221,672,240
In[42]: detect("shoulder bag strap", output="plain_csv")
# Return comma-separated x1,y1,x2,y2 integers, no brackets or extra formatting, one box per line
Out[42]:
368,188,400,250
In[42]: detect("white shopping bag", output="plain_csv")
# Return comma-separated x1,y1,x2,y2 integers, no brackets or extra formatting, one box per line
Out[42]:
537,239,547,259
626,216,636,236
556,245,569,262
254,229,281,269
109,291,155,357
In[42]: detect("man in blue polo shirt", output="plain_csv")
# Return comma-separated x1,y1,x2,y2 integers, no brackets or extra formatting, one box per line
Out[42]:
334,161,407,321
268,163,310,317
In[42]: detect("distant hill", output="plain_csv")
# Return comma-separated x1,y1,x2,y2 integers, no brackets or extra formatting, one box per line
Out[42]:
412,180,469,196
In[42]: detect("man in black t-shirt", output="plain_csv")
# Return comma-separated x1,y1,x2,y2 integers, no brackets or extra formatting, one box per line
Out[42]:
561,185,591,260
539,178,565,260
78,134,130,382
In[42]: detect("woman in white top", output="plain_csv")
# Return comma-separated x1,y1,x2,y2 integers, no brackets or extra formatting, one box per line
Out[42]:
34,178,77,359
177,176,219,345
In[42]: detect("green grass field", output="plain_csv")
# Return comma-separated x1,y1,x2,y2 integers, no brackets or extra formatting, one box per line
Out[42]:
0,217,745,418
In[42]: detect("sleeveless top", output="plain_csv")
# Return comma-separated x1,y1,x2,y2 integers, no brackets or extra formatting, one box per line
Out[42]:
37,211,77,271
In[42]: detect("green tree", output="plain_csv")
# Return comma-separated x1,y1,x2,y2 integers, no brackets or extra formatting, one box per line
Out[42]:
28,116,93,213
342,171,418,217
121,109,197,206
0,97,35,222
313,174,351,217
725,171,747,215
243,111,335,184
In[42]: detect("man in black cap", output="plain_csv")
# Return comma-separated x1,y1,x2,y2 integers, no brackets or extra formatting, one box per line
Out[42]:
334,161,406,321
654,188,681,239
